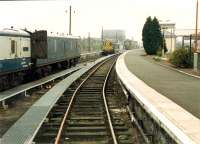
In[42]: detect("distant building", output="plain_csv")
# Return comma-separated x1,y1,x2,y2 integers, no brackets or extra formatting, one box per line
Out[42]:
102,29,126,43
160,23,176,53
124,39,139,50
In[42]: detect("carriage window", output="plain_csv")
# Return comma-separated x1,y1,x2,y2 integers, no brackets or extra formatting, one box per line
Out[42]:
23,47,29,51
11,40,15,54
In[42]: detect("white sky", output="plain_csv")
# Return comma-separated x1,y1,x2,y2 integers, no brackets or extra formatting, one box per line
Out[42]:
0,0,197,41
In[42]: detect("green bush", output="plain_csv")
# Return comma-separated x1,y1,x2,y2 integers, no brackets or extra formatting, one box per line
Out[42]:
169,48,192,68
156,48,162,57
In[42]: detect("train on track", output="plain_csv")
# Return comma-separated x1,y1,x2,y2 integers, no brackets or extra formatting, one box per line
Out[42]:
0,28,80,91
102,39,120,55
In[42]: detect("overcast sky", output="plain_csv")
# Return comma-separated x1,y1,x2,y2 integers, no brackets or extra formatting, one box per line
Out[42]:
0,0,197,41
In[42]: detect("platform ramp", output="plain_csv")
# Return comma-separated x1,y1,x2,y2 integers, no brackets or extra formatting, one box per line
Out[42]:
0,65,83,109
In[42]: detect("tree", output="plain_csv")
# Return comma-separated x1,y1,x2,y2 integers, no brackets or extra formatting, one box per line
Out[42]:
142,16,165,55
142,17,153,54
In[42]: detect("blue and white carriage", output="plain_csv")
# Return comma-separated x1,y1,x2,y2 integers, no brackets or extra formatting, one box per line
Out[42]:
0,28,80,91
0,29,31,73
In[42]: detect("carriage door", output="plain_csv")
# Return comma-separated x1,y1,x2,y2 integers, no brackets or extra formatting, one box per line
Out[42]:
10,39,18,58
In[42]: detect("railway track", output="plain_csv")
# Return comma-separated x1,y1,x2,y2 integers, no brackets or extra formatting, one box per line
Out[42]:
0,68,75,136
34,56,143,144
0,57,102,137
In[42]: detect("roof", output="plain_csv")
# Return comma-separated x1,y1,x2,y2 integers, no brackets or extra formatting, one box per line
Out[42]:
0,28,80,39
0,28,30,37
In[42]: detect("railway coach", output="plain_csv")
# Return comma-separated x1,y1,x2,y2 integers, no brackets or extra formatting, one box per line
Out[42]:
0,28,80,91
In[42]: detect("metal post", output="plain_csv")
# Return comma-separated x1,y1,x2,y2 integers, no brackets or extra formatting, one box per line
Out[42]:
116,32,118,42
162,30,165,56
69,5,72,35
189,35,192,66
195,0,199,52
25,90,30,97
171,29,173,52
101,27,104,42
2,100,8,109
101,27,104,49
194,0,200,71
88,32,91,52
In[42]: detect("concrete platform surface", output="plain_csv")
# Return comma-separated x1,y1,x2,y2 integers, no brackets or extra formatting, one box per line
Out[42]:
116,50,200,144
125,49,200,119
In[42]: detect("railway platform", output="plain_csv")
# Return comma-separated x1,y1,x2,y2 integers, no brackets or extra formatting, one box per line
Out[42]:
116,49,200,143
124,49,200,119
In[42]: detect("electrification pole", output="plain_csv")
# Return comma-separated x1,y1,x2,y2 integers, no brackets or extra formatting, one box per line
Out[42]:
88,32,91,52
69,5,72,35
101,27,104,42
101,27,104,49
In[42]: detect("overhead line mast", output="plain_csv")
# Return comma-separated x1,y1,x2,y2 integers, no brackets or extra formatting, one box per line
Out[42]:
69,5,72,35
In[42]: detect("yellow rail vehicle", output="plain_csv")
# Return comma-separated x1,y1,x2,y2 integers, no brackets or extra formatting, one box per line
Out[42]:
102,40,114,54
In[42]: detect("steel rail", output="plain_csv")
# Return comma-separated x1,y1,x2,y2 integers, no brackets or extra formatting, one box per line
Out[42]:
54,57,114,144
102,60,118,144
